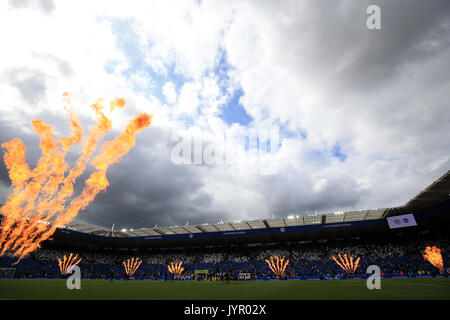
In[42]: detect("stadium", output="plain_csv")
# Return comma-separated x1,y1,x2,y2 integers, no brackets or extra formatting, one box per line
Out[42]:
1,171,449,300
1,1,449,308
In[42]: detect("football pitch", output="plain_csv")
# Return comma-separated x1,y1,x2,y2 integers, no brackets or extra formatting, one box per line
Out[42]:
0,278,449,300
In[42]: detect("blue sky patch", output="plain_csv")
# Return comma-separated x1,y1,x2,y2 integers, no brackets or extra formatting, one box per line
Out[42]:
107,17,188,104
331,142,347,162
219,87,253,126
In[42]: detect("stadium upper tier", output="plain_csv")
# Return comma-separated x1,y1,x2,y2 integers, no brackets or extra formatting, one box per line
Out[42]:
64,208,387,238
0,171,448,239
59,170,449,238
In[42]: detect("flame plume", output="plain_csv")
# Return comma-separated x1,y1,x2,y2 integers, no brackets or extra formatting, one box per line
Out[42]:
58,253,82,275
0,93,152,262
265,256,289,277
167,261,184,275
332,253,360,274
123,257,142,277
423,246,444,274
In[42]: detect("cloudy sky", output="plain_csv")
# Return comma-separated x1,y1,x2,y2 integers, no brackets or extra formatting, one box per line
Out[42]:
0,0,449,230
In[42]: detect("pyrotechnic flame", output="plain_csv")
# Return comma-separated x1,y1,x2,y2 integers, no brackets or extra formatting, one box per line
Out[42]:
58,253,82,275
0,93,152,262
423,246,444,274
123,257,142,276
264,256,289,277
167,261,184,275
332,253,360,274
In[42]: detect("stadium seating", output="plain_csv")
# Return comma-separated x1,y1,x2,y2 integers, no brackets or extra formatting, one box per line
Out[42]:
1,235,448,280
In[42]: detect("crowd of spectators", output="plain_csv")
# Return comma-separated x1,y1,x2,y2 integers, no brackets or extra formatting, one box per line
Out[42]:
1,236,448,280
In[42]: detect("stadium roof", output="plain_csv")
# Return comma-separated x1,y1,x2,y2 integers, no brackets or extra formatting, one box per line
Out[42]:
57,170,449,238
383,170,450,217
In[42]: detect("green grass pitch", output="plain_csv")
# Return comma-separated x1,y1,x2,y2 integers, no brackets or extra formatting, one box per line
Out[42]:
0,278,449,300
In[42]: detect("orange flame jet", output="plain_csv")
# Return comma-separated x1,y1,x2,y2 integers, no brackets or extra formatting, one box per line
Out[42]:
265,256,289,277
423,246,444,274
167,261,184,275
123,257,142,277
58,252,82,275
0,93,152,262
332,253,360,274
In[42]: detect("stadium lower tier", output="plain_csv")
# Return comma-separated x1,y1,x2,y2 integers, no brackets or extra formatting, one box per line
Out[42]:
1,235,448,280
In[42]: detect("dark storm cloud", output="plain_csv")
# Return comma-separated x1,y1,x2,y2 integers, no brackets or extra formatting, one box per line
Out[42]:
74,126,228,229
335,0,450,91
260,166,369,217
260,0,450,92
